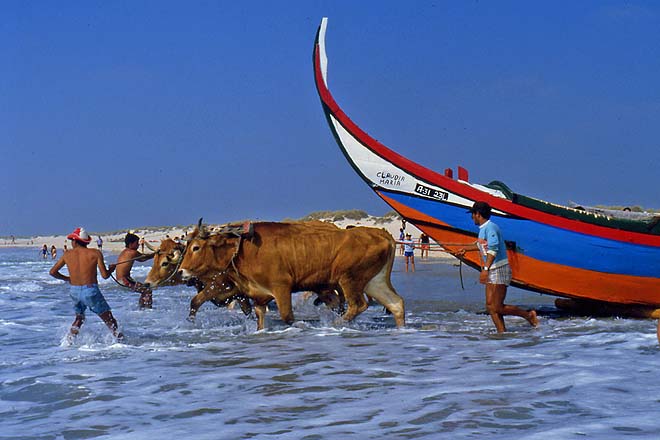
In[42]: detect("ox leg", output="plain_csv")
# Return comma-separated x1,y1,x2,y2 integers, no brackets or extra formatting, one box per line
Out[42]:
339,280,369,323
272,287,295,326
188,287,223,321
254,302,268,330
364,268,405,327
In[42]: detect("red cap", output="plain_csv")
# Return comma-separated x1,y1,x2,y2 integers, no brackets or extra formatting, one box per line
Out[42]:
67,227,92,244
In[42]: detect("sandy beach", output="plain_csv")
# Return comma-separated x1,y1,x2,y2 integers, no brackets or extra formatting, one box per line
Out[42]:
1,211,458,262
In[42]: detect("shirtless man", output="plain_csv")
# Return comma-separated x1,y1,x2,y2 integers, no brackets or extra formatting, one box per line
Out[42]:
50,227,122,340
110,233,155,309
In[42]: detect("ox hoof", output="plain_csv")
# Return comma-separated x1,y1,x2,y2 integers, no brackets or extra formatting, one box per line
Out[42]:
186,315,196,323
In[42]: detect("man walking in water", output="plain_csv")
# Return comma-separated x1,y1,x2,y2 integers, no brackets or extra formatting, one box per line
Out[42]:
49,227,122,341
458,201,538,333
110,233,155,309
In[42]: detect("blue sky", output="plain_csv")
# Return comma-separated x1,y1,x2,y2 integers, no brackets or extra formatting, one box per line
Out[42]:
3,1,659,236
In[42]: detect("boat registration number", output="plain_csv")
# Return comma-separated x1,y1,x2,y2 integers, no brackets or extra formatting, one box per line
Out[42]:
415,183,448,201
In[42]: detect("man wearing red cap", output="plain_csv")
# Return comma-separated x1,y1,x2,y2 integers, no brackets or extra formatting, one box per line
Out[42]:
50,227,123,341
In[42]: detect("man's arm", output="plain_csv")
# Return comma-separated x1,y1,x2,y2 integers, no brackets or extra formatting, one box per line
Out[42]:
97,250,111,279
136,252,155,263
457,242,479,256
49,256,70,283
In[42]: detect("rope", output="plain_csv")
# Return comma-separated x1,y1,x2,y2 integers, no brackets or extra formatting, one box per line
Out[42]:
108,252,156,290
459,259,465,290
110,273,131,290
111,252,157,265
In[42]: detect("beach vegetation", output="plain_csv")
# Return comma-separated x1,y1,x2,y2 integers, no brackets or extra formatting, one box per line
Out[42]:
300,210,370,222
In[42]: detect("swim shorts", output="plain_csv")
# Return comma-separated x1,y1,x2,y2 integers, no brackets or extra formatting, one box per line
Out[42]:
488,264,512,286
404,251,414,257
69,284,111,315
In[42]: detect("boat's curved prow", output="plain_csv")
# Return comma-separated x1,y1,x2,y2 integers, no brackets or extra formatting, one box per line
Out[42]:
313,19,479,207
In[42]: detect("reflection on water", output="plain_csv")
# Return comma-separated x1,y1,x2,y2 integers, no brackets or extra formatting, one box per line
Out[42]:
1,248,659,439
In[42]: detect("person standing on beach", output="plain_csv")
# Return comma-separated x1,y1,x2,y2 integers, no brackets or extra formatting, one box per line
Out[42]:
419,233,430,259
96,236,103,250
49,227,122,341
109,233,155,309
41,244,48,259
458,201,538,333
403,233,415,273
50,245,57,260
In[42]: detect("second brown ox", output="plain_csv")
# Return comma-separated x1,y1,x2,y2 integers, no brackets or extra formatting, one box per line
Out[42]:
179,221,405,330
144,238,252,314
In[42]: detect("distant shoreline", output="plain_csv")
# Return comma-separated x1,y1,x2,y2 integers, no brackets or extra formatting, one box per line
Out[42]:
1,211,457,261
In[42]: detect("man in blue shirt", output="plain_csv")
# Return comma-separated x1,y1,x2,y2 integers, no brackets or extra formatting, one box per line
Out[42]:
459,201,538,333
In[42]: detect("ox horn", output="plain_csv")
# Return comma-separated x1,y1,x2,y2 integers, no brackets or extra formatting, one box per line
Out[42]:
195,217,210,239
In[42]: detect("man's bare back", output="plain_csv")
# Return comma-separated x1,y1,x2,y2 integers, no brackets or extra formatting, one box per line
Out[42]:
50,244,110,285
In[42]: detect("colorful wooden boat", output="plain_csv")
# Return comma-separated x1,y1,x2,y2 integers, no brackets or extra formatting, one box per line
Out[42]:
313,18,660,309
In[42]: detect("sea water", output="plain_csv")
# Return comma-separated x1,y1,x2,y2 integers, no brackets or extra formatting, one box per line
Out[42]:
1,247,659,439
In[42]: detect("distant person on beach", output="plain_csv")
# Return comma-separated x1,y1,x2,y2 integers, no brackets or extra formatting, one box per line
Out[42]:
50,245,57,260
403,233,415,273
96,236,103,250
398,228,405,255
458,201,538,333
139,237,156,253
419,233,430,259
49,227,122,341
41,244,48,259
109,233,155,309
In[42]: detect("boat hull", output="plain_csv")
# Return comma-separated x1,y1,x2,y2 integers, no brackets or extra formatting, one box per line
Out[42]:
314,18,660,307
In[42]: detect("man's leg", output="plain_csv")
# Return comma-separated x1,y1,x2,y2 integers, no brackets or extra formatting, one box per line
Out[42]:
70,314,85,337
486,284,538,332
98,310,123,340
136,284,153,309
485,284,507,333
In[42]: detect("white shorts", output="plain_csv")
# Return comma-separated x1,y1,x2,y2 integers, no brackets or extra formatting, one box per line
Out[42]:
488,264,512,285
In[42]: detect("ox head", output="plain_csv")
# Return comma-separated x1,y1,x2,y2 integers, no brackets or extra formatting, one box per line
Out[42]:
179,222,240,281
144,238,186,287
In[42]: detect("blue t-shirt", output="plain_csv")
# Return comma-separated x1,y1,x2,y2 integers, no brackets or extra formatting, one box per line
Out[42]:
477,220,508,269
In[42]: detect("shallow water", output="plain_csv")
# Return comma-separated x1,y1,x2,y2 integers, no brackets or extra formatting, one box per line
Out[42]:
1,248,659,439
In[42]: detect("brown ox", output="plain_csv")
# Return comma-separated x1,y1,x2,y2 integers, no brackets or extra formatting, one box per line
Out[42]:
144,238,252,314
145,239,186,288
180,221,404,330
